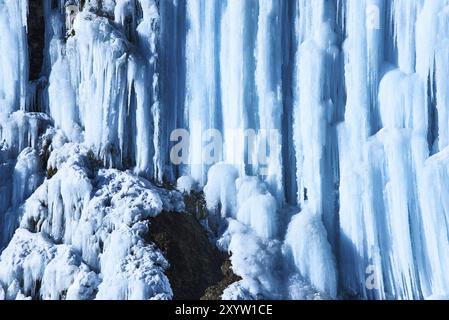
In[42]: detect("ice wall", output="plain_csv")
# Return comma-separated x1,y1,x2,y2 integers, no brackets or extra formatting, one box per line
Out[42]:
184,0,285,201
335,0,449,299
38,0,163,181
2,0,449,300
191,0,449,300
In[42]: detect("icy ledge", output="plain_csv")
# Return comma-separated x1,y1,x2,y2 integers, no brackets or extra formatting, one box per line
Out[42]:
0,143,184,300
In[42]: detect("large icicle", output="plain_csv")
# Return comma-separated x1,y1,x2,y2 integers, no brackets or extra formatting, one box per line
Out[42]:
0,0,29,113
219,0,248,174
185,0,221,185
254,0,284,203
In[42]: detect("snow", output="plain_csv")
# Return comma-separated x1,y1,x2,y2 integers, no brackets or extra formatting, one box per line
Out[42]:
0,0,28,113
96,225,172,300
12,148,43,208
219,219,284,300
0,228,99,300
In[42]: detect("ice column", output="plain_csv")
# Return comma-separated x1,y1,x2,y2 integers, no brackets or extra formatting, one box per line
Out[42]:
0,0,29,113
185,0,221,184
254,0,284,202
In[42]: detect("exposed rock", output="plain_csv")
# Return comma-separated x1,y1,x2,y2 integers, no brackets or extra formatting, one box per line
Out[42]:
147,212,229,300
201,259,242,301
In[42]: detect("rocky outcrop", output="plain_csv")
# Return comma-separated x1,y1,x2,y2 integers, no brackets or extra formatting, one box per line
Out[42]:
148,212,239,300
201,259,241,300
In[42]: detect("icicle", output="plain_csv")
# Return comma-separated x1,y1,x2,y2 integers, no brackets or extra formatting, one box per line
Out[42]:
0,0,29,113
254,0,284,203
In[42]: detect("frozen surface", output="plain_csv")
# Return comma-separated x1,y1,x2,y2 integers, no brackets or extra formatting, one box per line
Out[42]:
0,143,183,300
235,177,278,239
2,0,449,300
219,219,284,300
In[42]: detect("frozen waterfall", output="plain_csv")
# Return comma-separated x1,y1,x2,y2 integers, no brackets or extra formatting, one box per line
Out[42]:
1,0,449,300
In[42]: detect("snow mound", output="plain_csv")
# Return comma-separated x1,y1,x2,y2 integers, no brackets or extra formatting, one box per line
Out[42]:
176,175,198,194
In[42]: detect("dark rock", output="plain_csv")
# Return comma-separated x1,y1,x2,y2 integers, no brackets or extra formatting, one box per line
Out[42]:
148,212,232,300
201,259,242,301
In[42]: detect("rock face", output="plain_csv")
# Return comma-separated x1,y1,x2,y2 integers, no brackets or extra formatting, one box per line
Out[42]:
148,212,237,300
201,259,242,301
0,143,183,300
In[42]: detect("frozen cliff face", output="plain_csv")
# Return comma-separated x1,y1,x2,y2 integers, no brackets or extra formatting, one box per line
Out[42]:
335,0,449,299
48,8,157,175
187,0,449,300
0,228,100,300
3,0,449,300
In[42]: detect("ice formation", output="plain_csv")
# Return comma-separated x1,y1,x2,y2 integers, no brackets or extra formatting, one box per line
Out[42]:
0,0,29,113
285,208,337,298
2,0,449,300
0,143,183,299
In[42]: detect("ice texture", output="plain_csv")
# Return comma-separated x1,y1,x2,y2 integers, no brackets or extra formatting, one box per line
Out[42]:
2,0,449,300
0,143,183,300
0,0,29,113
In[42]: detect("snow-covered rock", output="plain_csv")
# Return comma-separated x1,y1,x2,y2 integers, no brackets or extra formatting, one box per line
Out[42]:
0,143,184,300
